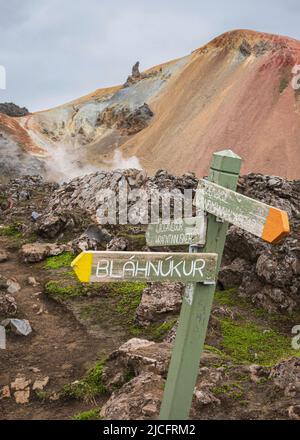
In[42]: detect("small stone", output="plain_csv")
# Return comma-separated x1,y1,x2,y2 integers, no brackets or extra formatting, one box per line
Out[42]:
31,212,41,221
2,319,32,336
29,367,40,373
49,392,60,401
288,405,300,420
0,385,11,399
14,388,30,404
0,294,17,318
249,364,268,383
194,388,221,406
61,363,73,371
142,402,158,416
28,277,39,287
11,376,31,391
107,237,128,251
7,280,21,294
32,376,49,391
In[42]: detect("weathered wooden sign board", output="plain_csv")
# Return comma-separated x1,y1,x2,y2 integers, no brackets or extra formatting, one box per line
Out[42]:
146,217,207,247
71,250,218,284
195,179,290,243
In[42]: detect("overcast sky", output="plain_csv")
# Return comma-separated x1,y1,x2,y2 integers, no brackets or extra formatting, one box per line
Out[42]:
1,0,300,111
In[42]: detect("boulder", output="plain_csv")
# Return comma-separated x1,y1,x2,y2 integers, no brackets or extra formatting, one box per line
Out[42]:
72,225,112,252
219,258,251,289
100,373,164,420
135,283,184,326
107,237,128,251
269,357,300,397
256,252,296,288
35,211,79,239
20,242,72,263
102,338,171,392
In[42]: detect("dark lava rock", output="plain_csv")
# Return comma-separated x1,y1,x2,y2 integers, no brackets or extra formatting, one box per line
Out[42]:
0,102,29,117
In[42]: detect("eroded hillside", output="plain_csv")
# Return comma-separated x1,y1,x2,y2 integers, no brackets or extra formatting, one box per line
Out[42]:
1,29,300,181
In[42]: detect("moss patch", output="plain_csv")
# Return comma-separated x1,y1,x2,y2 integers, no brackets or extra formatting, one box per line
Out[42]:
0,225,22,238
44,252,74,270
73,408,101,420
214,289,239,307
62,361,107,401
279,68,291,94
220,319,300,366
213,382,244,400
45,281,84,299
78,281,146,335
149,318,177,341
113,282,146,316
118,232,146,250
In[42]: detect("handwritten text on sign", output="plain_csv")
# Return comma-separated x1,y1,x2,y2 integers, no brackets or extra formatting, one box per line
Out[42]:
195,179,290,243
146,217,207,247
71,251,218,284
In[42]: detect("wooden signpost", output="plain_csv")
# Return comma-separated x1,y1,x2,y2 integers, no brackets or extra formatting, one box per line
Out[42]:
145,217,207,247
71,149,290,421
195,179,290,243
71,250,218,284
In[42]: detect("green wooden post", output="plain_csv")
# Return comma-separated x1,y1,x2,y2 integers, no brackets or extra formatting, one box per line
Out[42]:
159,150,242,420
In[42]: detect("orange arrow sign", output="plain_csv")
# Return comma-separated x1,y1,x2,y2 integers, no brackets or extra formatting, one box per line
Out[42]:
195,180,290,244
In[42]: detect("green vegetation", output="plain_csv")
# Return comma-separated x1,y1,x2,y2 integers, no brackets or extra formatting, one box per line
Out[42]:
220,318,300,366
62,361,107,401
0,225,22,238
44,252,74,269
73,408,101,420
214,289,239,307
279,68,291,95
45,281,84,299
114,282,146,316
279,77,289,94
204,344,225,357
78,281,177,342
150,319,177,340
279,69,290,94
129,317,177,341
118,232,146,250
213,383,244,400
34,390,48,400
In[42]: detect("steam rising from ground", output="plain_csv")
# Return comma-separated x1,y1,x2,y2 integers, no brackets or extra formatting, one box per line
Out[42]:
0,135,143,183
108,149,143,170
44,145,100,183
44,146,143,183
0,135,44,182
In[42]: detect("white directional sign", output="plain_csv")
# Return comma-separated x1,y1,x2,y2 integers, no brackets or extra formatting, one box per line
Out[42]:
195,179,290,243
71,251,218,284
146,217,207,247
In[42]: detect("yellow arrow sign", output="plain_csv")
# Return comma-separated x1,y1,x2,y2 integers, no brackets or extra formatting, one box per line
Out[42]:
71,251,218,284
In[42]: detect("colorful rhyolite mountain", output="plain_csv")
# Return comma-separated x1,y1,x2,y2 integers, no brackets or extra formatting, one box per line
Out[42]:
1,29,300,180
